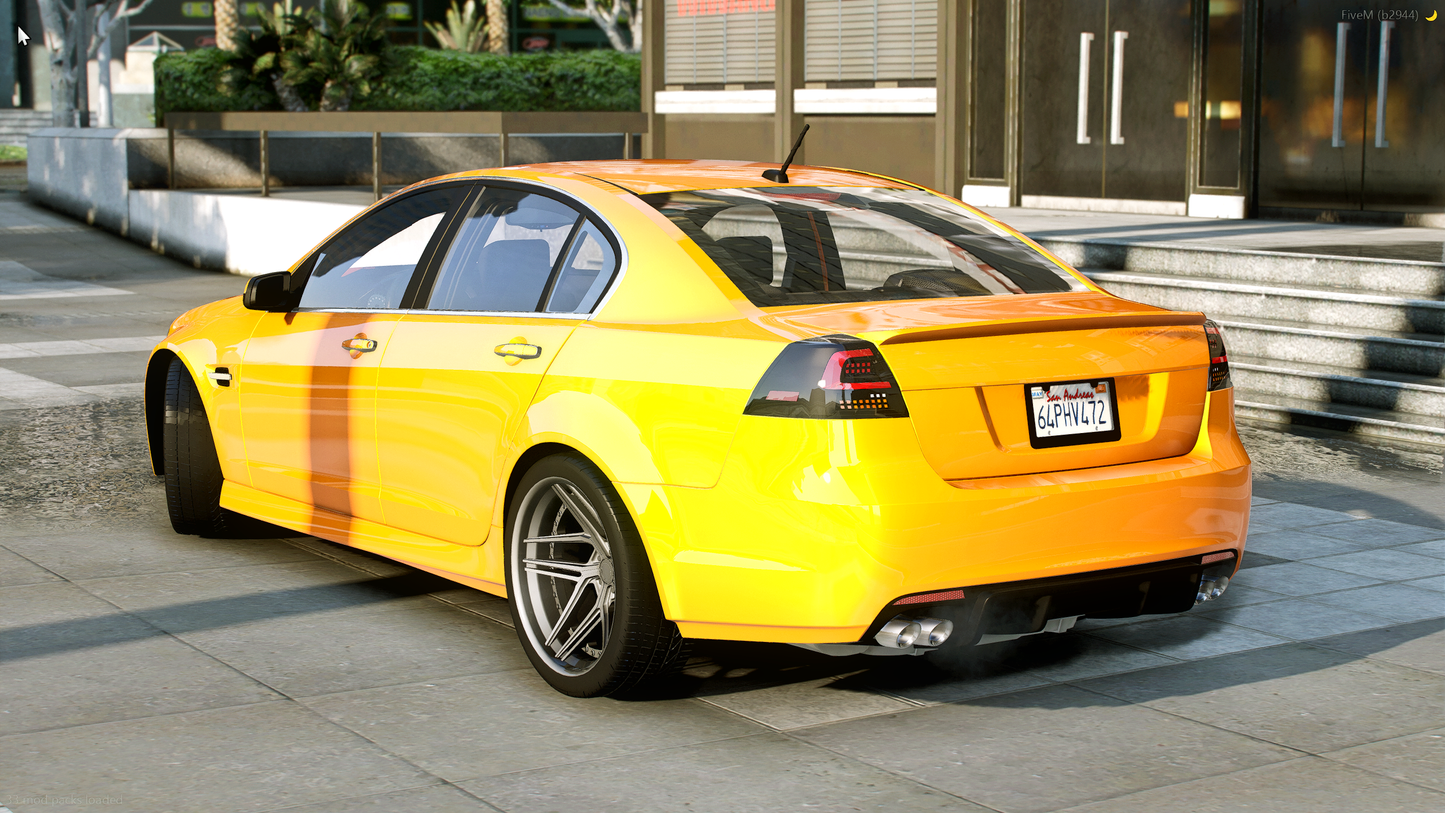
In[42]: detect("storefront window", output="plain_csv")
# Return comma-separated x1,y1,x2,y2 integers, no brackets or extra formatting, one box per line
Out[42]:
1200,0,1244,189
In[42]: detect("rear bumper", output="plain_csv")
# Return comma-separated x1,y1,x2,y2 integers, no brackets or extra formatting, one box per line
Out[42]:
622,389,1251,644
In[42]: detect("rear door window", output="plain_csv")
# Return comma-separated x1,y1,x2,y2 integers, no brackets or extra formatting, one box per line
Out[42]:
426,189,581,313
643,186,1087,307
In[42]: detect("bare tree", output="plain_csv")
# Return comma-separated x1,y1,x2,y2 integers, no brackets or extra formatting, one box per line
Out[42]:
35,0,157,126
215,0,241,51
538,0,639,53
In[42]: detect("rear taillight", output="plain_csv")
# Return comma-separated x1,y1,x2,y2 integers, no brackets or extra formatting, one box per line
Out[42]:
1204,319,1232,391
744,335,909,418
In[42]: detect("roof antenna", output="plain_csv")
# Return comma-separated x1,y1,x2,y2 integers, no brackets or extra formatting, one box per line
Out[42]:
763,124,810,184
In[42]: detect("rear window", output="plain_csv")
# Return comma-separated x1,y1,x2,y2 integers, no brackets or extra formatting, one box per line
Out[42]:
642,186,1086,307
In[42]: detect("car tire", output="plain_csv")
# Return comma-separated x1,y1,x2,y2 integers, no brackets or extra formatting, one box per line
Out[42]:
162,357,231,536
505,453,686,697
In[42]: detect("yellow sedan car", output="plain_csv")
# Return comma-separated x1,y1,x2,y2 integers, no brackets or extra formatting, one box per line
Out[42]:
146,159,1250,696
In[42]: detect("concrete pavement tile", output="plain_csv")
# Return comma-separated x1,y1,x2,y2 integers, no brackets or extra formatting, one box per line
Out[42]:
300,670,764,781
1227,560,1382,595
0,545,60,586
456,600,514,628
1307,584,1444,623
1309,619,1445,675
1405,575,1445,592
177,601,532,697
793,685,1296,813
77,561,453,633
1247,503,1360,531
461,732,978,813
253,784,496,813
1,528,315,580
1309,548,1445,581
1398,540,1445,559
1198,597,1390,640
1076,643,1445,752
1193,582,1289,610
0,701,437,813
1308,518,1445,548
1087,615,1289,660
861,653,1053,705
697,673,915,730
994,631,1177,682
1051,757,1444,813
1324,729,1445,792
282,537,416,577
1,634,279,736
1250,496,1277,506
1242,529,1365,560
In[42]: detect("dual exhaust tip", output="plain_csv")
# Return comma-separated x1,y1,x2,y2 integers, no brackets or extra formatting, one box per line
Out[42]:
875,615,954,649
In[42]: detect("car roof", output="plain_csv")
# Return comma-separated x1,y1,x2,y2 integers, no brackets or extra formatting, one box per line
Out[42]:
434,159,918,195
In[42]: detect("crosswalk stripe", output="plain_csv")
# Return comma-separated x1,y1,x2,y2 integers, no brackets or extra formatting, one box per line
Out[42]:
0,260,135,301
0,336,163,360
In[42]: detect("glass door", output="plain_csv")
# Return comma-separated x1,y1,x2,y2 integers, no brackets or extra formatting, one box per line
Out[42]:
1021,0,1192,202
1361,15,1445,212
1259,1,1444,213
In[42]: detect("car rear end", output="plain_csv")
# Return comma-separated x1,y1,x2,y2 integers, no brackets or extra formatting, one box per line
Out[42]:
598,177,1251,649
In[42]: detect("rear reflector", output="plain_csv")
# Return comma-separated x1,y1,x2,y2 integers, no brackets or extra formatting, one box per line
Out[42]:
893,588,967,606
745,335,909,419
1201,551,1235,564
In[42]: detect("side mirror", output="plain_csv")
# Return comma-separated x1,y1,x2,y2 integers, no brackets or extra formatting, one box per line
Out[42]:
243,271,295,312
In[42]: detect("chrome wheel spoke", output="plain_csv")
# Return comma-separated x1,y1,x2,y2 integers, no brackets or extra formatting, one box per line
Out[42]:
552,600,605,662
523,555,598,582
551,484,609,554
543,576,599,649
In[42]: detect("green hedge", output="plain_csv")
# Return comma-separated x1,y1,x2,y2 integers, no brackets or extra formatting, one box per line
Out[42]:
154,48,277,121
155,46,640,121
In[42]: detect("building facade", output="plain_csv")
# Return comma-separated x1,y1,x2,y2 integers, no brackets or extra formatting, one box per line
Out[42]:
642,0,1445,222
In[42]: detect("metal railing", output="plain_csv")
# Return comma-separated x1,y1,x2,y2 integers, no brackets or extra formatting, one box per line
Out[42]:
163,111,649,201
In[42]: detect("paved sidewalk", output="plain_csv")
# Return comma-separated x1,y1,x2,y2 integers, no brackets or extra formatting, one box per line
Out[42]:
2,192,1442,812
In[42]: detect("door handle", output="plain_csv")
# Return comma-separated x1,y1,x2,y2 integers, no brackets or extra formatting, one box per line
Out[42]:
1375,21,1393,148
1109,30,1128,145
1332,22,1350,147
1076,32,1094,145
342,335,377,358
495,339,542,366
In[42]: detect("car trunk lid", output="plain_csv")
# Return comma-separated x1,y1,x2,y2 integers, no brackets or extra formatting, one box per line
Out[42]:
759,293,1211,479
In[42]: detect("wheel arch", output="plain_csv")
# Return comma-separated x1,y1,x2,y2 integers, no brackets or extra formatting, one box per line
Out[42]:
143,349,181,476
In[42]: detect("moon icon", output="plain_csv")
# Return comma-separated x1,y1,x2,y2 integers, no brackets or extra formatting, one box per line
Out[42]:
1428,9,1438,20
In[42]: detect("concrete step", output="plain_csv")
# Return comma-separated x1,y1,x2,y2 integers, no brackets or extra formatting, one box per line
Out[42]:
1214,316,1444,378
1083,269,1445,335
1234,392,1444,447
1230,354,1445,418
1038,237,1445,298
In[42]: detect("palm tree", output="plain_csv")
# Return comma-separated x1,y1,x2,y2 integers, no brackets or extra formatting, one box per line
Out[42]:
485,0,508,54
215,0,240,50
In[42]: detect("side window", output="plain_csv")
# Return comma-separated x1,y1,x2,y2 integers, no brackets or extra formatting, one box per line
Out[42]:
298,187,463,311
426,189,582,313
544,221,619,314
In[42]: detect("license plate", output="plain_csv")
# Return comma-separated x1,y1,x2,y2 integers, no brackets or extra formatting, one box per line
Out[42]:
1026,378,1122,448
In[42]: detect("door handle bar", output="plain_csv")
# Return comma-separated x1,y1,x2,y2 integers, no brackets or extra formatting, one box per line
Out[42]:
1076,32,1094,145
341,337,377,353
1332,22,1349,147
1110,30,1128,145
1375,21,1393,148
494,343,542,359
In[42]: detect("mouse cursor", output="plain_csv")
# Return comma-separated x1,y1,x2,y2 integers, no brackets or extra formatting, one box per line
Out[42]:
18,27,30,45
